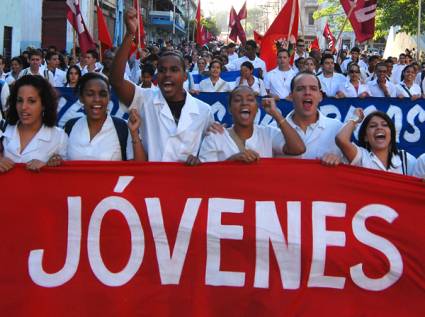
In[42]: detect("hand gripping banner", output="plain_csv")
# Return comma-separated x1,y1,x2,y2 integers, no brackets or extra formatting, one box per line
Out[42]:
0,160,425,316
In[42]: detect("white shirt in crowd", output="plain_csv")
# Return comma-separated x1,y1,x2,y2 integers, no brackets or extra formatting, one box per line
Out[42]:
199,77,232,92
396,81,421,98
130,87,214,162
318,72,346,97
234,76,267,96
18,67,55,86
367,79,398,97
67,115,133,161
351,145,416,175
225,56,267,74
413,153,425,178
337,79,371,97
49,68,67,87
264,67,296,99
0,124,67,163
286,110,343,159
0,80,10,114
227,52,239,62
390,64,406,84
199,125,286,162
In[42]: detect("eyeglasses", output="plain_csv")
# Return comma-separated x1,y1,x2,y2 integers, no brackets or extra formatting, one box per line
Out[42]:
297,44,305,47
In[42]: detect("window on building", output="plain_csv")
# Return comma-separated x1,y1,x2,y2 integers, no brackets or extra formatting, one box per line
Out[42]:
308,11,315,26
3,26,12,60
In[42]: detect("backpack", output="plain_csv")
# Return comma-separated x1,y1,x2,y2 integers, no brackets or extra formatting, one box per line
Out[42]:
64,116,129,161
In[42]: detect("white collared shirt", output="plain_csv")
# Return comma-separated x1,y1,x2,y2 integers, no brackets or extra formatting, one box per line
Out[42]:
318,72,346,97
264,67,296,99
67,115,133,161
0,79,10,113
130,87,214,162
338,79,370,97
199,77,232,92
234,76,267,96
367,79,397,97
396,81,421,97
351,145,416,175
286,110,343,159
1,124,67,163
199,125,286,162
18,67,55,86
225,56,267,74
390,64,406,84
48,68,67,87
413,153,425,178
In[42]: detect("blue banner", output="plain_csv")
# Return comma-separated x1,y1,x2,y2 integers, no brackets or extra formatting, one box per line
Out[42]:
56,88,425,157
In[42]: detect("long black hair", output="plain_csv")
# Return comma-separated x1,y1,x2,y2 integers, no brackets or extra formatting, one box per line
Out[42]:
358,111,399,169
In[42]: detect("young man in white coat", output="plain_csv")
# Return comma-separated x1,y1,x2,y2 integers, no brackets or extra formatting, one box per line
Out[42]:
110,8,213,164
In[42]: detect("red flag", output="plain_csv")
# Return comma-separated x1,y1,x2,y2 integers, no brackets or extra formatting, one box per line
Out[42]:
340,0,377,42
253,30,263,45
238,1,247,20
309,37,320,51
195,0,205,45
229,6,237,28
228,5,247,44
96,1,113,53
260,0,299,71
66,0,96,53
322,21,336,51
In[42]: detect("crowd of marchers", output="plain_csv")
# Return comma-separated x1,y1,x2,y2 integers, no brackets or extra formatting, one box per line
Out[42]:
0,8,425,180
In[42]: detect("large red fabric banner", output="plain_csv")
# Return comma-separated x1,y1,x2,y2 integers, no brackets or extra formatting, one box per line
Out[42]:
0,160,425,316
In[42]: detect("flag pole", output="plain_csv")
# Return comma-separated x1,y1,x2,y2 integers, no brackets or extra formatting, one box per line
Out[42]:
298,0,305,38
72,28,77,61
136,0,141,54
244,1,247,34
418,0,422,61
335,3,356,51
97,0,103,62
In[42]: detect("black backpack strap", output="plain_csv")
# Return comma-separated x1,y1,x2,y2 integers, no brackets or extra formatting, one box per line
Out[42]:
111,116,129,161
64,117,81,136
0,119,7,153
400,150,408,175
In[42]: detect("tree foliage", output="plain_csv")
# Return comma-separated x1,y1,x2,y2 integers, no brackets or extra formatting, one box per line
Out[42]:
314,0,425,40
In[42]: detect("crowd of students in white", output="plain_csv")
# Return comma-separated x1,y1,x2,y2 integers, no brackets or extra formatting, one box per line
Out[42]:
0,8,425,180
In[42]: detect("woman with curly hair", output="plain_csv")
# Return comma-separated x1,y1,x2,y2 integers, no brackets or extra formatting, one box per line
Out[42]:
0,75,67,172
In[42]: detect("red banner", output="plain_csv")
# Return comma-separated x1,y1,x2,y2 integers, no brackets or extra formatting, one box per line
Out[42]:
340,0,377,43
1,160,425,316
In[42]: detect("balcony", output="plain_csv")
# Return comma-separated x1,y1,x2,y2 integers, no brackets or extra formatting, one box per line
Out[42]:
149,10,186,33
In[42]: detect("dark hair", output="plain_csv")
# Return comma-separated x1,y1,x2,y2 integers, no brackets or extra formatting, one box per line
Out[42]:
209,59,223,71
245,40,257,49
368,55,380,63
277,48,289,57
294,57,305,69
77,72,110,97
45,51,59,61
66,65,82,86
227,42,236,48
159,50,185,71
86,49,99,61
358,111,398,169
228,85,256,106
401,64,415,82
184,54,192,64
29,49,43,59
241,61,254,71
375,62,388,72
141,63,155,77
350,47,360,53
290,71,321,92
347,62,360,73
10,56,23,66
6,75,58,127
320,54,334,65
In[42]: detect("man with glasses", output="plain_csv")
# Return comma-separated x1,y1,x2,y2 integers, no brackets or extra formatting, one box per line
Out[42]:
367,62,398,97
294,38,308,61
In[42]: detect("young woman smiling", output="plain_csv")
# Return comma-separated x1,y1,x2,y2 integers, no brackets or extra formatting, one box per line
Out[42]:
198,60,232,93
199,86,305,162
0,75,67,172
65,73,146,161
336,108,416,175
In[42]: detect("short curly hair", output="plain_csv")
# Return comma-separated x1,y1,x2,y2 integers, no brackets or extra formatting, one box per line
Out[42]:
6,75,58,127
